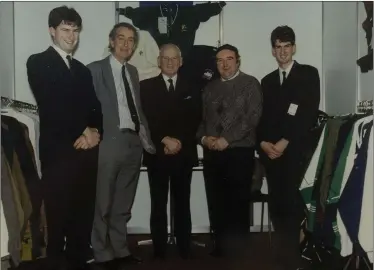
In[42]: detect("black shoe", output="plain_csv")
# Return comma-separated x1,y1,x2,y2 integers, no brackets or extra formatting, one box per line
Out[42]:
116,255,142,265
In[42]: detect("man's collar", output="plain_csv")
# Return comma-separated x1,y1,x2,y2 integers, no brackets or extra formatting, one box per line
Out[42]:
52,44,72,60
162,73,177,81
278,60,294,74
221,70,240,81
110,54,127,68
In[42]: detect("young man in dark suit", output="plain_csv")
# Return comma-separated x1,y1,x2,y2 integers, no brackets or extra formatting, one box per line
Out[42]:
26,6,102,270
257,26,320,270
140,44,202,259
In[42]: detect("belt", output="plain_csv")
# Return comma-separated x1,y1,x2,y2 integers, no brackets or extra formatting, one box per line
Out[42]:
120,128,138,134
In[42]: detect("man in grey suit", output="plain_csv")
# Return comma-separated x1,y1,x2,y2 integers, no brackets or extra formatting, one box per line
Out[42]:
87,22,154,270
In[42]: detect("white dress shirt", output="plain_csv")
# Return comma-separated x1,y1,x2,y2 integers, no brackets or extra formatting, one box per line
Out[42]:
279,60,294,84
110,55,138,130
162,74,178,90
52,44,72,68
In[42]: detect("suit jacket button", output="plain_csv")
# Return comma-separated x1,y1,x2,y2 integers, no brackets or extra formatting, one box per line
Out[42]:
112,136,116,139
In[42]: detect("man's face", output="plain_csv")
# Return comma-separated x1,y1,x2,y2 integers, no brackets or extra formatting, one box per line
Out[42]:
216,49,240,80
158,46,182,77
272,40,296,66
110,26,136,62
49,21,80,54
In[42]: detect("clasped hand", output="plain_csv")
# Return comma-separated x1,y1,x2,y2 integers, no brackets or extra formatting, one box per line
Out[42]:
260,139,289,160
162,136,182,155
73,127,100,150
202,136,229,151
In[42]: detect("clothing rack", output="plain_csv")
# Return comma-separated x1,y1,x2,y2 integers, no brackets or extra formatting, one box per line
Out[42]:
299,113,373,269
1,97,38,115
1,107,44,267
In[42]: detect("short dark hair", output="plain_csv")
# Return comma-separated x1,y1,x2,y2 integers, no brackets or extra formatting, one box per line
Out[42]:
108,22,139,52
216,44,240,60
48,6,82,29
271,26,295,47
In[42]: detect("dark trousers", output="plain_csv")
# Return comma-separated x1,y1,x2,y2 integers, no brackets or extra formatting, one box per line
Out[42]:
147,157,193,256
203,147,254,253
41,147,98,268
260,146,306,268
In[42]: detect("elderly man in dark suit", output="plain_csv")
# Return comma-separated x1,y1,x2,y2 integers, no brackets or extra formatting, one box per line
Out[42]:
87,22,154,270
26,6,102,270
257,26,320,270
140,44,202,260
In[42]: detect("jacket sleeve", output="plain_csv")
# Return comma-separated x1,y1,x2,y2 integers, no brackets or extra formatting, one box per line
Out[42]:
281,67,320,142
196,87,208,145
86,67,103,136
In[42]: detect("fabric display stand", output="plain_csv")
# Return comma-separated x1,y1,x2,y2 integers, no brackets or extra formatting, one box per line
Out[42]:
299,101,373,270
1,97,45,268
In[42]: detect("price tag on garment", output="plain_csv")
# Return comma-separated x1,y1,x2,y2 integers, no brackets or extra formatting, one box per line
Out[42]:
287,103,298,116
158,17,168,34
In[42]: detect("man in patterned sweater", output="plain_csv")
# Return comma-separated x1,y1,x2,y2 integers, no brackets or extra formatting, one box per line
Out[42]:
197,44,262,258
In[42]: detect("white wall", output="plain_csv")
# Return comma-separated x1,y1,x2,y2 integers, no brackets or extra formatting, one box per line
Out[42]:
13,2,116,104
357,2,373,102
11,2,323,106
323,2,359,115
0,2,15,99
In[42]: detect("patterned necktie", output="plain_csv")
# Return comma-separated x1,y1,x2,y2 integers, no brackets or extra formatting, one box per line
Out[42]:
122,65,140,132
66,55,72,69
168,78,175,92
282,71,287,85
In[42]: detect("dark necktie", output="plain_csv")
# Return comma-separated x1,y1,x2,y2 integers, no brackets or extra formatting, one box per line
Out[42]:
282,71,287,85
168,78,175,92
66,55,72,69
122,65,140,133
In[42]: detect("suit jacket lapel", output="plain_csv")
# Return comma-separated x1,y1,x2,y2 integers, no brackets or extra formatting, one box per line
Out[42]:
47,46,71,77
127,65,142,114
102,56,120,121
282,61,299,88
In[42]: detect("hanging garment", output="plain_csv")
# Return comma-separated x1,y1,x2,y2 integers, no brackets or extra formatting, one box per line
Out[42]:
1,108,41,176
359,123,373,262
120,2,225,59
2,115,42,260
1,147,22,267
338,116,373,258
179,45,220,91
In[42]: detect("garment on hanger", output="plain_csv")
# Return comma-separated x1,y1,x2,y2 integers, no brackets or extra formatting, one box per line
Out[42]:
120,2,225,59
299,114,374,265
338,115,373,259
1,115,43,263
2,108,41,176
179,45,220,91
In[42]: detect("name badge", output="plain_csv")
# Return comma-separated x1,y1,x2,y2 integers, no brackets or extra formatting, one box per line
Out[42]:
158,17,168,34
288,103,298,116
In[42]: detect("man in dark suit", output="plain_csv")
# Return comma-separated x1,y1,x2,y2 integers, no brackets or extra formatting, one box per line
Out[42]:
140,44,202,259
88,23,154,270
26,6,102,270
257,26,320,270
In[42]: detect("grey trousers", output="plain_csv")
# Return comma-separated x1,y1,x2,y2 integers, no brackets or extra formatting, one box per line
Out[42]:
91,132,142,262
